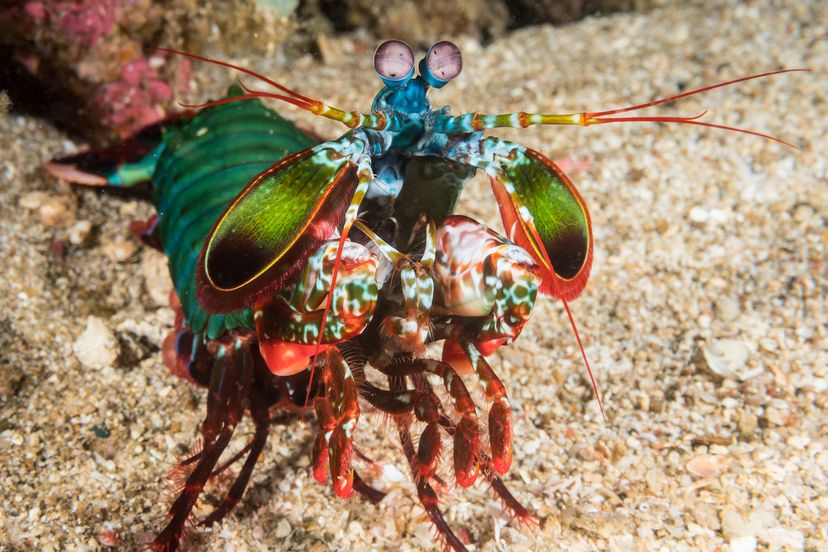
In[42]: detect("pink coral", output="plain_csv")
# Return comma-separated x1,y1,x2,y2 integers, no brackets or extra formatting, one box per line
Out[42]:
96,58,172,137
24,2,48,21
23,0,120,48
11,0,186,138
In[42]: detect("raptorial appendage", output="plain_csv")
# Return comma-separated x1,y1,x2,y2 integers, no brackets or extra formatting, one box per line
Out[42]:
249,212,542,542
255,238,380,376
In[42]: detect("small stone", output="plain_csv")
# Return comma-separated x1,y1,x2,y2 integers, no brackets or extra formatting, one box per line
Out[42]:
19,191,49,209
791,203,815,223
274,518,291,539
611,441,627,461
39,197,75,227
649,390,665,413
748,510,776,534
102,240,137,263
729,536,757,552
757,527,804,550
762,406,790,427
699,339,754,380
347,520,364,537
141,249,172,307
608,534,634,549
73,316,120,369
68,220,93,245
687,454,726,477
381,463,405,483
691,502,720,531
737,409,758,439
716,296,741,322
637,392,650,411
0,363,24,397
646,467,666,494
721,509,751,539
255,0,300,17
689,206,709,223
316,33,350,66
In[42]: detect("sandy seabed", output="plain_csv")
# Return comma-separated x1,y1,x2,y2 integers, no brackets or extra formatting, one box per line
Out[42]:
1,1,825,550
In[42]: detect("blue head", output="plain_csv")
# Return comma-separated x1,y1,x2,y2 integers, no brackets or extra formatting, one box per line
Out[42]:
371,40,463,116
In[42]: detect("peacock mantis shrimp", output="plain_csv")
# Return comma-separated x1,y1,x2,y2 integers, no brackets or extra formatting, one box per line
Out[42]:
45,39,806,551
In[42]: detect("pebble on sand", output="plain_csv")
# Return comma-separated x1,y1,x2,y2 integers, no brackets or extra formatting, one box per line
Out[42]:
73,316,120,369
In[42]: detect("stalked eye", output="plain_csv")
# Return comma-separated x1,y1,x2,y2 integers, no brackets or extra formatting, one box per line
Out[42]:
374,39,415,87
420,40,462,88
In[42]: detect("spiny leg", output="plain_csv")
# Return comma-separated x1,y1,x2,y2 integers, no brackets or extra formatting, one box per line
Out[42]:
352,471,387,505
437,412,535,526
388,374,468,552
481,465,535,526
365,361,530,545
150,336,255,551
361,358,480,487
409,381,443,480
417,359,481,487
172,346,238,470
452,339,513,475
199,384,270,527
358,376,443,479
348,366,470,548
199,342,240,446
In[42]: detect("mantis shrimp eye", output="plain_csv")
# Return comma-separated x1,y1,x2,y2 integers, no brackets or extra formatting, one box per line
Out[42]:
374,39,415,87
420,40,462,88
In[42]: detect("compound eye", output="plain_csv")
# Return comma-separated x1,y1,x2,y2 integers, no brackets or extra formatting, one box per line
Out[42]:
421,41,462,88
374,40,415,87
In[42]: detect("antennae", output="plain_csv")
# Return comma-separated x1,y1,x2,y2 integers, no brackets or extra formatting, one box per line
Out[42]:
178,92,315,112
157,47,399,131
155,47,316,103
585,114,799,149
562,298,606,422
587,68,808,118
434,68,810,148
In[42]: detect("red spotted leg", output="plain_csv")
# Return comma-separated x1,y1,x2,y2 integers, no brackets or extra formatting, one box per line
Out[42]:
410,359,533,524
361,379,446,479
420,359,481,487
443,142,606,421
428,216,543,476
357,356,531,548
450,340,513,476
305,156,375,498
435,406,535,527
311,349,361,497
